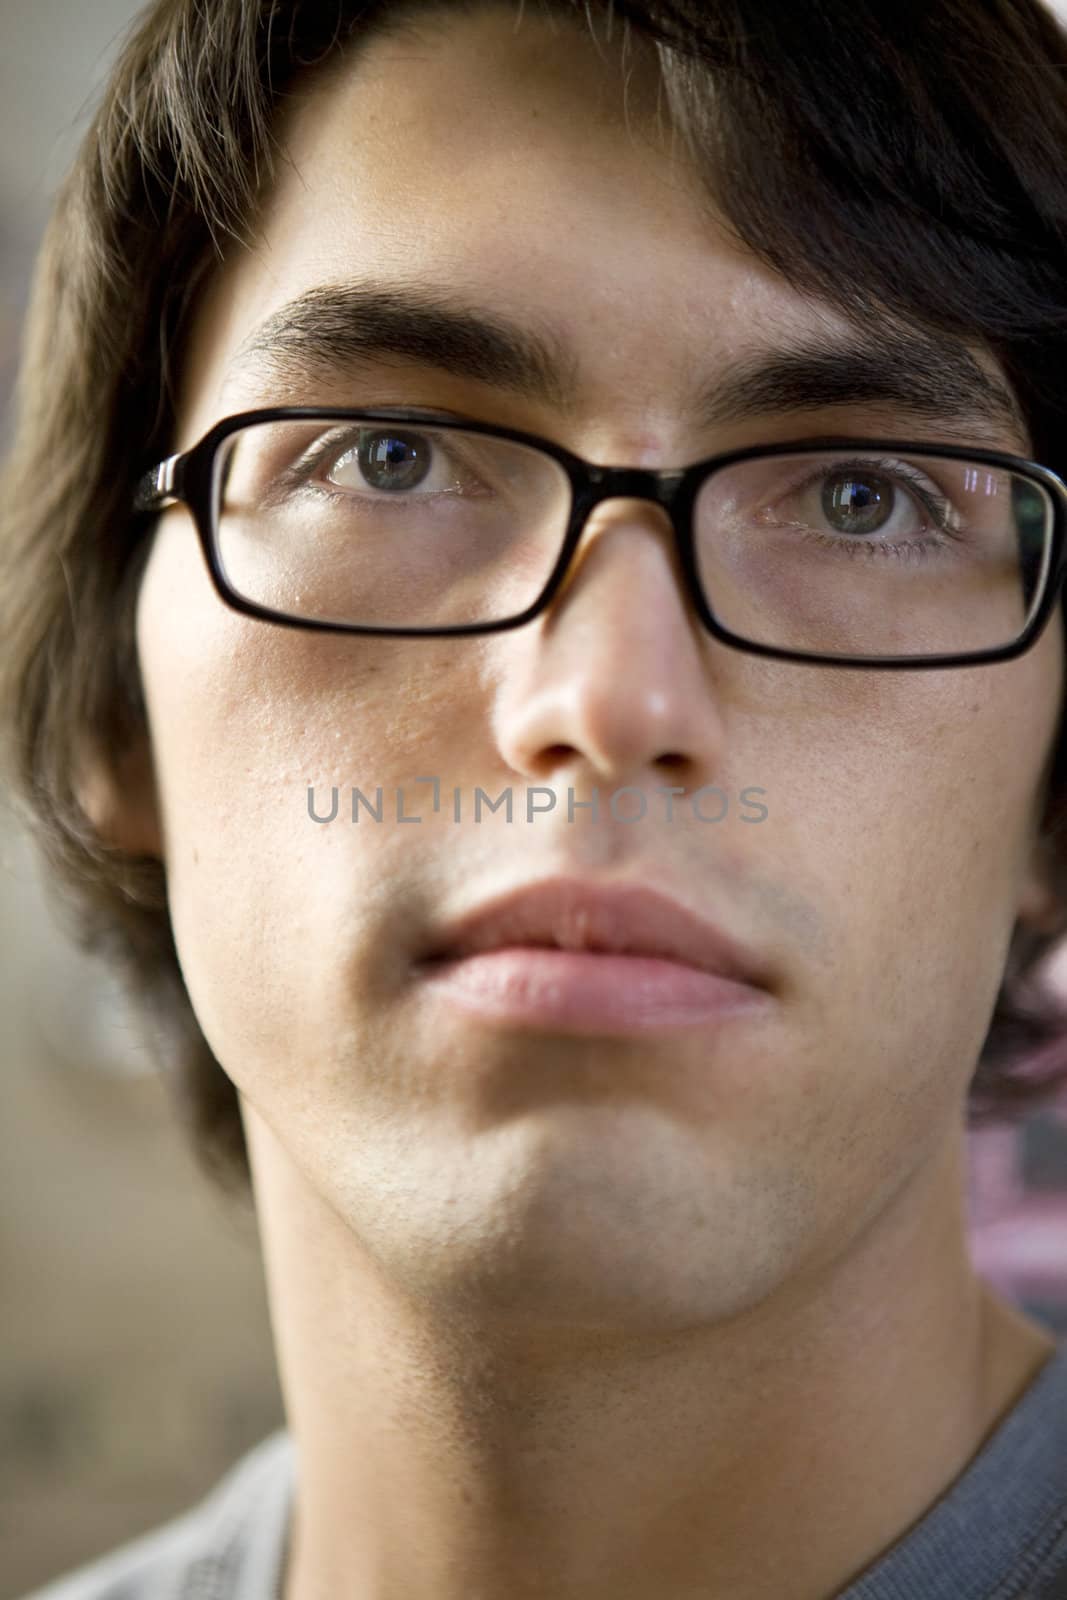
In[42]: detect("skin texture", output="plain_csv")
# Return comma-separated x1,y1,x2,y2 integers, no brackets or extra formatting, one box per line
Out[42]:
88,7,1065,1598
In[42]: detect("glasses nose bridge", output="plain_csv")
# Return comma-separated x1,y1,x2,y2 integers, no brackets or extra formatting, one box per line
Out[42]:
571,461,691,551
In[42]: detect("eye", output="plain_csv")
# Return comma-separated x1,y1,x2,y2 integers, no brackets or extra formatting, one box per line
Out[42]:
751,454,956,545
327,431,433,494
820,467,896,536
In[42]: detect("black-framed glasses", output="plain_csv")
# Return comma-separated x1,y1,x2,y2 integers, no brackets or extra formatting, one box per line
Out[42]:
133,405,1067,669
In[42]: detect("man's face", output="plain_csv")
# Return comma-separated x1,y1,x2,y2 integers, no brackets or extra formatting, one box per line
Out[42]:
132,4,1062,1329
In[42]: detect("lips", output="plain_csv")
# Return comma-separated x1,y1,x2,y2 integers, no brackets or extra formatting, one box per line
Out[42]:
419,876,770,989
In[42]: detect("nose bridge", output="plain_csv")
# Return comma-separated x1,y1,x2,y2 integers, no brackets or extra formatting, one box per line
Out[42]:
563,462,692,594
493,457,724,789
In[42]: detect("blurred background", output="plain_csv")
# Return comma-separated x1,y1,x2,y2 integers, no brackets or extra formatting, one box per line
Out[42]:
4,2,1067,1596
0,7,284,1596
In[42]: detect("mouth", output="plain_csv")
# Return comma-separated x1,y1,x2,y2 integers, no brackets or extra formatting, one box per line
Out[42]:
415,876,773,1036
421,875,768,980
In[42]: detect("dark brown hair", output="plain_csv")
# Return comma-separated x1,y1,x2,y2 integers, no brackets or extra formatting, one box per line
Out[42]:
4,0,1067,1200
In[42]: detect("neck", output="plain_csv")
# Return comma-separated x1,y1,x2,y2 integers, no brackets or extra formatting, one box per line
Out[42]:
243,1111,1055,1600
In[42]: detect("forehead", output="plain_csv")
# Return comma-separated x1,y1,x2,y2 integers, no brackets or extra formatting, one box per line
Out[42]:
174,3,1023,454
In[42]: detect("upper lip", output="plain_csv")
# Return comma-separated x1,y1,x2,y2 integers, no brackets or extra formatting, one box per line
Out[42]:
420,877,770,987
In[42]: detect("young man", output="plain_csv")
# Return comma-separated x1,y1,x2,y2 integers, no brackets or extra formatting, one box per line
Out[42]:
7,0,1067,1595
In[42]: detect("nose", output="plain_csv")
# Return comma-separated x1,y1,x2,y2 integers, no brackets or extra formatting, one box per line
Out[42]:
491,497,728,795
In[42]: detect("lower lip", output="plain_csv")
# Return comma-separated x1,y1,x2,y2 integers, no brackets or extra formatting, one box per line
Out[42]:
415,948,770,1035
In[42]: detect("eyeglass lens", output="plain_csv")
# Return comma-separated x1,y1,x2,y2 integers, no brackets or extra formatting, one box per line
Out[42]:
212,418,1053,656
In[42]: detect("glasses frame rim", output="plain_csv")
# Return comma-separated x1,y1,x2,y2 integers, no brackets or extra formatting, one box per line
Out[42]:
132,405,1067,670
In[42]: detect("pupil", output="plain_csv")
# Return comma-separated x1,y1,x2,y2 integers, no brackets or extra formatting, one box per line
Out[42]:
359,432,430,492
822,471,892,535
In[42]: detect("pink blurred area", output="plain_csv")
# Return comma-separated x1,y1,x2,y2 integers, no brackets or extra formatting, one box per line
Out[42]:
969,1110,1067,1317
966,942,1067,1331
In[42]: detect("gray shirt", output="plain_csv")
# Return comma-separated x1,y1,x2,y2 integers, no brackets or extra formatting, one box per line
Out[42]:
18,1339,1067,1600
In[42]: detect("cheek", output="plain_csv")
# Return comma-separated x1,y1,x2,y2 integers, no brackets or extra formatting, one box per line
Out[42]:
132,519,482,1073
717,644,1065,1252
779,621,1063,1096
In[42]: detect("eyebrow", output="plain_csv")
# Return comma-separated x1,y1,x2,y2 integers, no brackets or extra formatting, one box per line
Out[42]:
226,280,1028,447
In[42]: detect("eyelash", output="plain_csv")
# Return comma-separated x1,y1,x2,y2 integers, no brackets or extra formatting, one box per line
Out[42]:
769,457,962,561
274,427,483,506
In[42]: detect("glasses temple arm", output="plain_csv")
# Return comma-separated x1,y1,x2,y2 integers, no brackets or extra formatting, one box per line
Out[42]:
133,453,183,513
